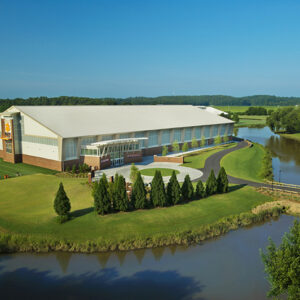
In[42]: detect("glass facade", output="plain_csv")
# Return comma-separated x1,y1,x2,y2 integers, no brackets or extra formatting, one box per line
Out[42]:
81,136,97,145
184,128,192,142
195,127,201,140
120,133,130,139
212,125,219,137
101,135,113,141
204,126,211,138
220,124,226,136
63,138,77,160
148,131,158,147
80,148,98,156
161,130,170,145
173,129,181,142
135,131,146,148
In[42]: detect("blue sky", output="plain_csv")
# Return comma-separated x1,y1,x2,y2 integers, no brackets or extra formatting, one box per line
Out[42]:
0,0,300,98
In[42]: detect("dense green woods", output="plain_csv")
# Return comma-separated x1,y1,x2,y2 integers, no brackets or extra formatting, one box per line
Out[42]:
267,106,300,133
1,95,300,112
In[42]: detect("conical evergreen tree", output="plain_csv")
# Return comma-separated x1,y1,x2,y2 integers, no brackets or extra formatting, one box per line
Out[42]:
115,175,129,211
195,180,206,199
94,174,111,215
132,172,147,209
150,170,167,207
54,182,71,216
206,170,218,196
167,170,181,205
181,174,194,201
111,173,119,211
217,167,229,193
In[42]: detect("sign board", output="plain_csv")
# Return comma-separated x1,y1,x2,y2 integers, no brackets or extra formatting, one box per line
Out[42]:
3,119,12,139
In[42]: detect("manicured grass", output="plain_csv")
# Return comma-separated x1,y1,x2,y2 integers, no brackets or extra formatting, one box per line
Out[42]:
0,158,57,180
0,174,273,243
221,143,265,183
214,106,281,113
182,143,237,169
140,168,179,177
280,133,300,142
237,115,267,127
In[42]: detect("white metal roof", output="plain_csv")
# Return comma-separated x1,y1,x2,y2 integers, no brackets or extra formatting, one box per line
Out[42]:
12,105,233,138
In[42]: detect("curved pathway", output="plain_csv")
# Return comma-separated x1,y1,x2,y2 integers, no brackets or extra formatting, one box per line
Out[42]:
198,140,300,193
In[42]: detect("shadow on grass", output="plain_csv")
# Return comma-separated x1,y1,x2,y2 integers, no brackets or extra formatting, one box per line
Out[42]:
70,207,94,219
228,184,247,192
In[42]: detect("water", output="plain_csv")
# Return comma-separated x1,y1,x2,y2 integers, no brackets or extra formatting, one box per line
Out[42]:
0,215,296,299
236,126,300,184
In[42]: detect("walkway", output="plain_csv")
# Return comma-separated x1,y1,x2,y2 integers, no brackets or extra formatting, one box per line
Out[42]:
199,140,300,193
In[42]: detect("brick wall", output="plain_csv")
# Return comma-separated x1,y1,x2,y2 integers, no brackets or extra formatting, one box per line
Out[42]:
124,151,142,164
142,146,162,156
100,155,111,169
81,155,101,169
0,149,3,158
22,154,62,171
153,155,184,163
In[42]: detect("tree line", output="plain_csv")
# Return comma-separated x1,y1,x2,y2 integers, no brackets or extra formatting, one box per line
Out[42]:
1,95,300,112
267,106,300,133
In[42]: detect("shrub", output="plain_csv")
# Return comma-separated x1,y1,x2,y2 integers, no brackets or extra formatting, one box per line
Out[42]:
94,174,111,215
214,135,222,145
54,182,71,218
181,174,194,201
206,170,218,195
132,172,147,209
162,145,168,156
166,171,181,205
130,163,139,183
191,137,198,148
217,167,229,193
195,180,206,198
172,140,180,152
201,136,206,147
260,147,274,181
182,142,189,152
223,135,229,143
150,170,167,207
71,164,77,174
65,166,70,173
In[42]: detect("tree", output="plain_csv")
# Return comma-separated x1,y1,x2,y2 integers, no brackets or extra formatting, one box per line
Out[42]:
195,180,206,198
233,113,239,123
182,142,189,152
191,137,198,148
181,174,194,201
71,164,76,174
115,175,129,211
200,136,206,147
54,182,71,219
130,163,139,183
162,145,168,156
94,174,111,215
214,135,222,145
132,172,147,209
150,170,167,207
166,170,181,205
206,170,218,195
260,220,300,300
172,140,180,152
217,167,229,193
223,134,229,143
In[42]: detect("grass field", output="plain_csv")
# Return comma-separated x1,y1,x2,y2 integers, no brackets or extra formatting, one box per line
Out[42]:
280,133,300,142
182,143,237,169
213,106,281,113
0,158,57,179
0,174,273,243
140,168,179,176
237,115,267,127
221,143,265,182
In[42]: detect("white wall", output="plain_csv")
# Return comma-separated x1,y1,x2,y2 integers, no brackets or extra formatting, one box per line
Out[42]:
0,139,3,150
23,114,58,138
22,141,59,160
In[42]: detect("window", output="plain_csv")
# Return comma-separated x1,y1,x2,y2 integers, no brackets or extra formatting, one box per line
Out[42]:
212,126,219,137
204,126,211,138
81,136,97,145
173,129,181,142
228,124,234,135
102,135,113,141
161,130,170,145
5,140,12,153
63,138,77,160
148,131,158,147
120,133,130,139
195,127,201,140
184,128,192,142
220,125,226,136
80,148,98,156
135,132,146,148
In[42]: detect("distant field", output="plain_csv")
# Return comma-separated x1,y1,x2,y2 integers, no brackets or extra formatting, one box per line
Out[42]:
237,116,267,127
280,133,300,142
214,106,281,113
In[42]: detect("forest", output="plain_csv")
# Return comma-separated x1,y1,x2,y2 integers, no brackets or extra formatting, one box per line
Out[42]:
1,95,300,112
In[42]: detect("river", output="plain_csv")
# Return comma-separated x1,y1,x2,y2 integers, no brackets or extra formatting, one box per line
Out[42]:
1,127,299,299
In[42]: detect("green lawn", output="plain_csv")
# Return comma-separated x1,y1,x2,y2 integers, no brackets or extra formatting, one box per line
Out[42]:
221,143,265,182
182,143,237,169
0,158,57,179
0,174,272,243
237,115,267,127
280,133,300,142
140,168,179,177
213,106,281,113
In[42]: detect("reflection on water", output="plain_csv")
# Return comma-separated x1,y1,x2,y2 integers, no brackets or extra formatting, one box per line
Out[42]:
0,215,297,300
236,127,300,184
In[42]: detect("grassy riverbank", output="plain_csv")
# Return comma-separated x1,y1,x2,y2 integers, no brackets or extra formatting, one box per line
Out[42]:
279,133,300,142
0,174,275,252
236,116,267,128
221,143,265,182
182,143,237,169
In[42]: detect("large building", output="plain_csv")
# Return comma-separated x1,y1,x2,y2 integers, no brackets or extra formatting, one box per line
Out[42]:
0,105,234,171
